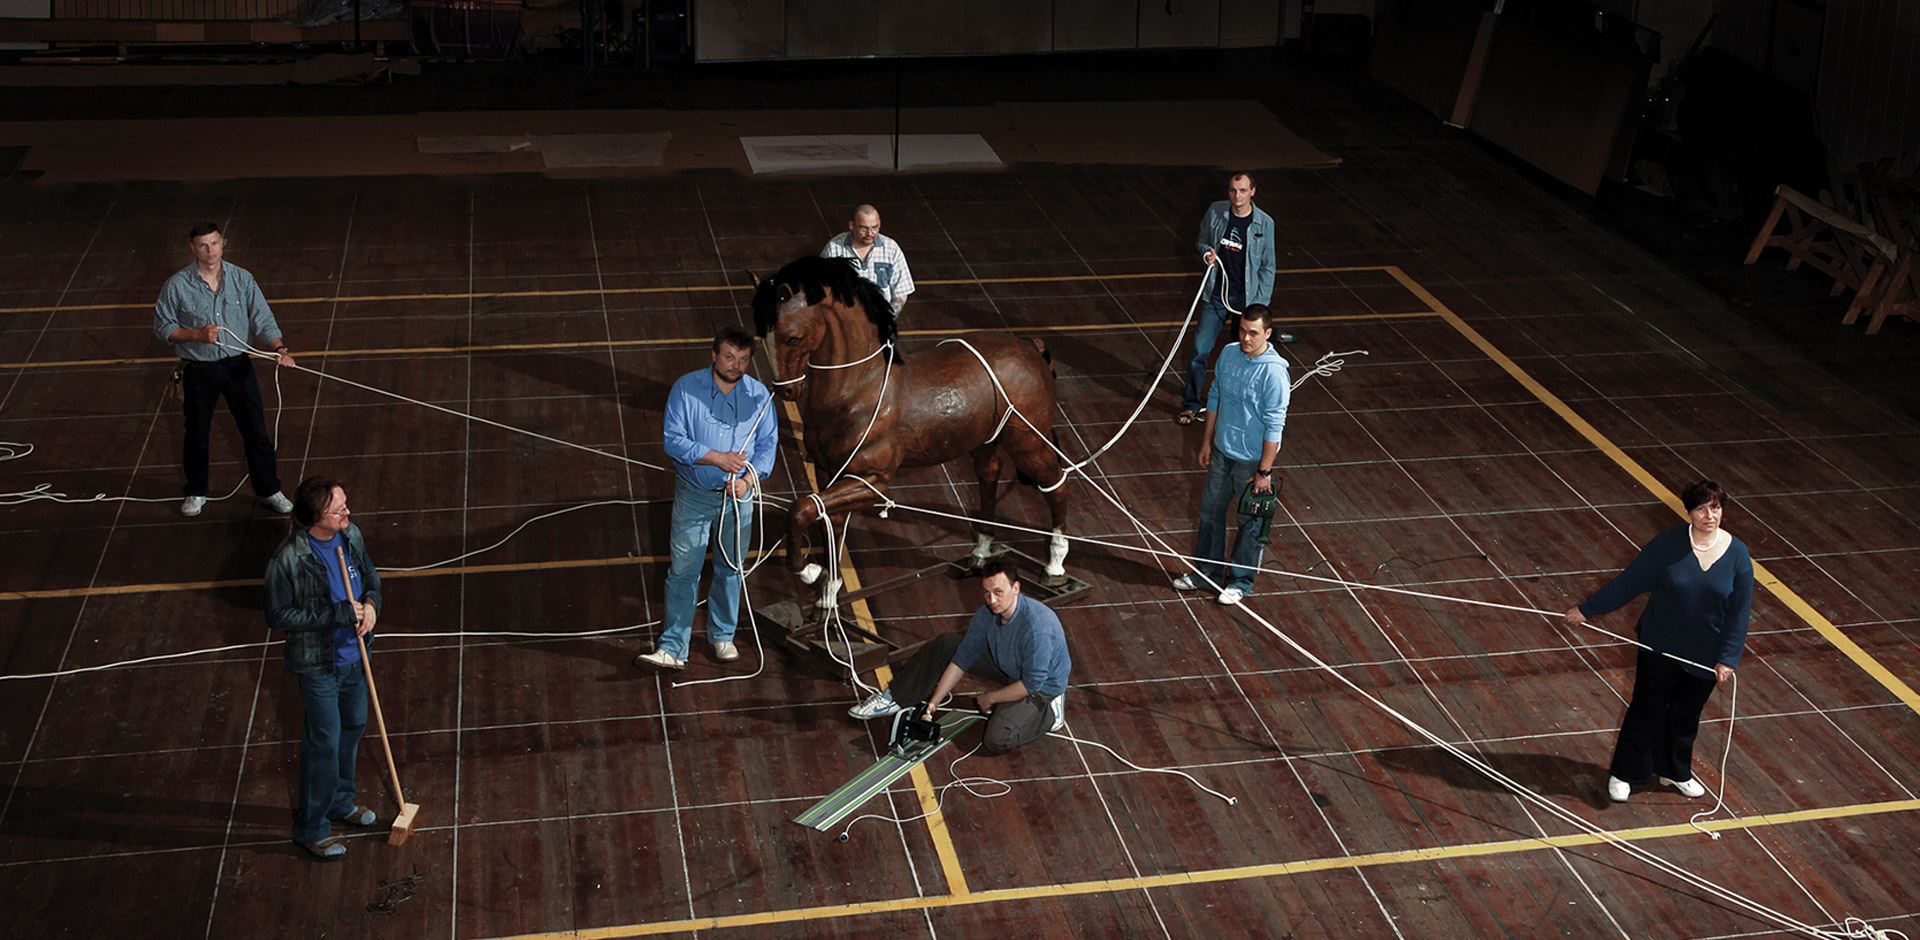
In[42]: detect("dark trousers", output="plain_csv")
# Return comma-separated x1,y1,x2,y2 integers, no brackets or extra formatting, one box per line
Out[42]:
1610,647,1719,784
294,662,368,844
887,631,1055,755
180,355,279,498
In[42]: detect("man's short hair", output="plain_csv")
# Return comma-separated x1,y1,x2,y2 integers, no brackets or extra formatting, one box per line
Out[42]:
188,221,222,240
1240,304,1273,332
978,558,1022,587
713,325,755,353
293,475,344,528
851,204,879,221
1230,172,1256,189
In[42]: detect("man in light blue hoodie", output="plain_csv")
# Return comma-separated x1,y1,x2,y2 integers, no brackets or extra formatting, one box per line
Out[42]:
1174,305,1290,606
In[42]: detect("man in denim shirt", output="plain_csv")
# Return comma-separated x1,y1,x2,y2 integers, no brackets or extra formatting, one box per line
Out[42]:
153,221,295,518
1174,305,1290,606
264,476,382,860
636,326,780,671
1178,174,1289,426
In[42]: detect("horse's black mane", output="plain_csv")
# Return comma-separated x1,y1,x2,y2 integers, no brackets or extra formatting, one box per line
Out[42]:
751,255,901,358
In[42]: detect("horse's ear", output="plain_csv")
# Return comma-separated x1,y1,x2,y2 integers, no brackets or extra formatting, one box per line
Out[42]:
743,268,760,286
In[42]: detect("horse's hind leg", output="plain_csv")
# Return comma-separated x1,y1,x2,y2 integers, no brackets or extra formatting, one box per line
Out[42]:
965,443,1004,568
1006,435,1072,584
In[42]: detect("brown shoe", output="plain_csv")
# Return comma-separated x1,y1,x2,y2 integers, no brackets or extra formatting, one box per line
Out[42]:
297,837,347,860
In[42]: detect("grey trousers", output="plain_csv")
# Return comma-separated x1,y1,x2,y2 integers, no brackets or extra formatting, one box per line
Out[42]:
887,631,1056,754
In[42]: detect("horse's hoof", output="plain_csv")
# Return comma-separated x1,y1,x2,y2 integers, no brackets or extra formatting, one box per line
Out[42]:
799,563,823,585
1040,574,1070,589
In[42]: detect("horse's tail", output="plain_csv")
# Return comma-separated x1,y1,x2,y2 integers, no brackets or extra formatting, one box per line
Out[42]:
1029,337,1059,377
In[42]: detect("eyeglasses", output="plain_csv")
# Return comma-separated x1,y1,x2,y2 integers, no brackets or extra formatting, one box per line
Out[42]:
324,507,351,517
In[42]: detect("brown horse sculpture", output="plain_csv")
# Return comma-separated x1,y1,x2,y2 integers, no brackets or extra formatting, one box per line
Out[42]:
752,255,1070,608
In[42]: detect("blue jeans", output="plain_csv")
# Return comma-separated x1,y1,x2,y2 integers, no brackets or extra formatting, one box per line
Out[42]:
1193,451,1265,593
1182,296,1234,413
295,662,368,844
660,477,753,658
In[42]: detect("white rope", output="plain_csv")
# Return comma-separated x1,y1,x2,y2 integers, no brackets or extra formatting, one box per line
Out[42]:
1038,262,1215,491
1048,730,1238,805
216,337,671,474
1292,349,1369,391
770,339,893,386
0,619,664,682
1690,672,1737,838
825,344,893,486
2,359,287,507
835,721,1239,842
837,330,1898,940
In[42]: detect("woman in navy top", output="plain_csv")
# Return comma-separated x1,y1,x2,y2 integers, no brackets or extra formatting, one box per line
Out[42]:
1565,479,1754,804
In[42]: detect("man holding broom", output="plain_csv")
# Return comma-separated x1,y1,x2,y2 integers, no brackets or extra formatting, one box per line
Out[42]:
265,475,382,860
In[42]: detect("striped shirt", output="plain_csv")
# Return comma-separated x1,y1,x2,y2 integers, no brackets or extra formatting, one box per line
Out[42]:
821,232,915,313
153,261,282,362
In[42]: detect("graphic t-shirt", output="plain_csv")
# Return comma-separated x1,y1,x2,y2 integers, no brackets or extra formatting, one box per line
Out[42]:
307,531,364,670
1217,213,1253,309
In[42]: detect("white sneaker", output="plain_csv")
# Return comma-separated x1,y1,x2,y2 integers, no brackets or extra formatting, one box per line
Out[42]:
1606,776,1630,802
1049,691,1066,732
1660,775,1706,799
712,641,739,662
264,491,293,513
633,649,685,671
848,689,904,720
180,495,206,517
1172,573,1206,592
1217,586,1246,606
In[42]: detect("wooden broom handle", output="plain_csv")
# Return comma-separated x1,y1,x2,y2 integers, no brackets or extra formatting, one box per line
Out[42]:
337,545,407,804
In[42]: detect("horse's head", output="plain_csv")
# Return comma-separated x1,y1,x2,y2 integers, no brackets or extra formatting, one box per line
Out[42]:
752,274,825,401
752,256,900,401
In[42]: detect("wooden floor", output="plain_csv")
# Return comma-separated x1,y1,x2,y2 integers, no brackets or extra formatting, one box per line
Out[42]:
3,58,1920,940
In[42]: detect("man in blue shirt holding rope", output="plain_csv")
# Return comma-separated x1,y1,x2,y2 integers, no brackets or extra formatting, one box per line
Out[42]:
637,326,780,671
1174,304,1290,606
153,221,295,518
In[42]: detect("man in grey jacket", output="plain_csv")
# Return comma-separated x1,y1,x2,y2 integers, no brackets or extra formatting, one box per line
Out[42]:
264,475,382,860
1179,173,1289,425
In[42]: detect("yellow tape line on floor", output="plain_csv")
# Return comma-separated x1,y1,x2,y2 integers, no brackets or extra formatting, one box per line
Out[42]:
1386,265,1920,718
485,796,1920,939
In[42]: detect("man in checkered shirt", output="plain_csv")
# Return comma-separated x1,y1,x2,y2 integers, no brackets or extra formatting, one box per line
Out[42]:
821,204,915,317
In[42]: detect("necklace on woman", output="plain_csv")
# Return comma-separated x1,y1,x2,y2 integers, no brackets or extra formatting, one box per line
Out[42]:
1691,528,1717,551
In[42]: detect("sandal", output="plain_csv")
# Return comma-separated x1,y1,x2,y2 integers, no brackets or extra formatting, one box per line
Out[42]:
1175,409,1202,426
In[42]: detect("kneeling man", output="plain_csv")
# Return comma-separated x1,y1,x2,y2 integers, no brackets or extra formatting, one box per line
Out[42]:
848,560,1069,754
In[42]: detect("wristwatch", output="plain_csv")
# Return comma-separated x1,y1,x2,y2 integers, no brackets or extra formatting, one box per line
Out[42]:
1256,468,1272,477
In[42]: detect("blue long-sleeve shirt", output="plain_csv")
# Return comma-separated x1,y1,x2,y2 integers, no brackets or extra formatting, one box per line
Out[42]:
950,594,1071,698
1207,343,1290,463
663,367,779,490
152,262,282,361
1579,525,1754,678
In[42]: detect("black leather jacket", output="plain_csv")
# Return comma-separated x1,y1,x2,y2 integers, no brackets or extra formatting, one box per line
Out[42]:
264,523,381,675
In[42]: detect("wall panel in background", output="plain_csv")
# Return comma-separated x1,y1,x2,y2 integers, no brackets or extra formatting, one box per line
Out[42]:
694,0,786,60
1054,0,1137,51
1138,0,1218,48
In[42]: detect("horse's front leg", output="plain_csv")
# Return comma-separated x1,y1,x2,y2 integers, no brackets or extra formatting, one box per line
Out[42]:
801,475,889,610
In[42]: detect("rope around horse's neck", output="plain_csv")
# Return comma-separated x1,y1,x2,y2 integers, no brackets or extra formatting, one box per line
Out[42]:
771,338,894,386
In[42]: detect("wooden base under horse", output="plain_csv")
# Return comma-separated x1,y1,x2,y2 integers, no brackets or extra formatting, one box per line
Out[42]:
752,255,1073,609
